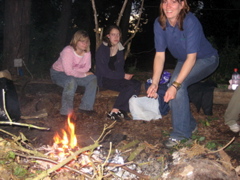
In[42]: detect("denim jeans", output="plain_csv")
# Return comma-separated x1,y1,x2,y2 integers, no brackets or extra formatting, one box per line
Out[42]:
169,56,219,140
50,68,97,115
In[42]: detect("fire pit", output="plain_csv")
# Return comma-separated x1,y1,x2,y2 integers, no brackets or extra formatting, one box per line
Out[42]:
34,115,145,179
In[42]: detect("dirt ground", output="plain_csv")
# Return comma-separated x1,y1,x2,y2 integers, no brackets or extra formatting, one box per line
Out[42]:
0,76,240,179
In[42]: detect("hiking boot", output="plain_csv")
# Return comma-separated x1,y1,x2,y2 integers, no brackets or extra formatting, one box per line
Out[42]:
229,124,240,133
163,138,180,148
163,138,193,148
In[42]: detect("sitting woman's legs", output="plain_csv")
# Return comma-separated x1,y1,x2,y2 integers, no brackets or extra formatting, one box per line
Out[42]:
114,79,141,112
50,69,77,115
102,77,141,112
76,74,97,111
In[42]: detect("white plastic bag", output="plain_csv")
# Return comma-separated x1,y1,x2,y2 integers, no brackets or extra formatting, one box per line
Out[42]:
129,95,162,121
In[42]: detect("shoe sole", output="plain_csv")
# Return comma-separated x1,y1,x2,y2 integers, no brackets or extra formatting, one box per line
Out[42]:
164,139,193,148
192,127,198,134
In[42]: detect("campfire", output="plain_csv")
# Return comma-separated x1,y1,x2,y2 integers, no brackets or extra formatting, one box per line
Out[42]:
35,114,144,179
52,113,78,159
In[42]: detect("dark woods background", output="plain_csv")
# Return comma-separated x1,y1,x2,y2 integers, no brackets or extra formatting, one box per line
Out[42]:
0,0,240,83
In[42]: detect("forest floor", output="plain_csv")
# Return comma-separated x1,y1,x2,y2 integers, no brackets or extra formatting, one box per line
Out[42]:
0,74,239,179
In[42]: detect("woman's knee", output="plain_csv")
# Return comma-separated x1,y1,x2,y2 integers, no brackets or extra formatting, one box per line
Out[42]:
64,77,78,90
83,75,97,90
89,75,97,86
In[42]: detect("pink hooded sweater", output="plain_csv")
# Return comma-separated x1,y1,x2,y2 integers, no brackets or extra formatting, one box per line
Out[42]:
52,45,91,78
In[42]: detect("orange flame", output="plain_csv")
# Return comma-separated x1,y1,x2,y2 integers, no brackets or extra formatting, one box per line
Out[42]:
53,113,77,149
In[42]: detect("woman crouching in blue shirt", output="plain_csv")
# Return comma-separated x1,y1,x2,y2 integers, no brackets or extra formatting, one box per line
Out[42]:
147,0,219,148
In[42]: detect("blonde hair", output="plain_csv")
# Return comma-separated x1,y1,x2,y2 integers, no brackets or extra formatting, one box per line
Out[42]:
70,30,90,52
159,0,190,30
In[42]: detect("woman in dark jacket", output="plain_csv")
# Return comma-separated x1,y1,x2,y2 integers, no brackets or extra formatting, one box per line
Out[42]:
95,25,141,121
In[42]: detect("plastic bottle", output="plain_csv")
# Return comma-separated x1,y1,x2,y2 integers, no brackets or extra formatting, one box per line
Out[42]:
232,68,239,90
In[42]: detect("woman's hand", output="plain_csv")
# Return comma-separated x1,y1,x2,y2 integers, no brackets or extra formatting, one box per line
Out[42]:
164,85,177,103
124,73,133,80
86,72,94,76
147,83,158,98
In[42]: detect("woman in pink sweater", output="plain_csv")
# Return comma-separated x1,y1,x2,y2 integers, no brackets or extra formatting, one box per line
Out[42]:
50,30,97,116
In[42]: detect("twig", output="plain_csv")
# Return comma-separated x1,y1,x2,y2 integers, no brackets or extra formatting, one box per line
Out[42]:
102,142,112,167
0,128,18,139
0,121,50,130
0,129,52,159
98,142,112,179
14,152,92,179
121,165,150,179
2,89,12,123
95,122,115,143
2,87,46,132
207,136,235,154
73,160,149,179
101,162,150,179
0,129,34,150
11,142,52,159
30,142,99,180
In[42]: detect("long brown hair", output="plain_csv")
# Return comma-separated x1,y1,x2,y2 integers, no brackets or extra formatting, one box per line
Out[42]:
159,0,190,30
103,25,122,47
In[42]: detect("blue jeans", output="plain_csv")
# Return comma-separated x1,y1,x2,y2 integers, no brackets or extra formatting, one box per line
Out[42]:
169,56,219,140
50,69,97,115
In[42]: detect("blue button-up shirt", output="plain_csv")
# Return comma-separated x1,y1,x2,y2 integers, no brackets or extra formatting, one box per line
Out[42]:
154,12,218,62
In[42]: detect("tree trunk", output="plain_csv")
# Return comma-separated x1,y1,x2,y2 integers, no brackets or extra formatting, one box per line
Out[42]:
3,0,31,76
55,0,72,56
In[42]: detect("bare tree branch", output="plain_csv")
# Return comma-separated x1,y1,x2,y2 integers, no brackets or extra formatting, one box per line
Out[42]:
116,0,128,26
91,0,145,60
90,0,101,50
123,0,144,47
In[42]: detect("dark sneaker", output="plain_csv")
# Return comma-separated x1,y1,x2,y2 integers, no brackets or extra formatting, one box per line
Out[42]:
119,110,132,120
78,109,97,116
163,138,180,148
107,112,122,121
117,111,124,119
